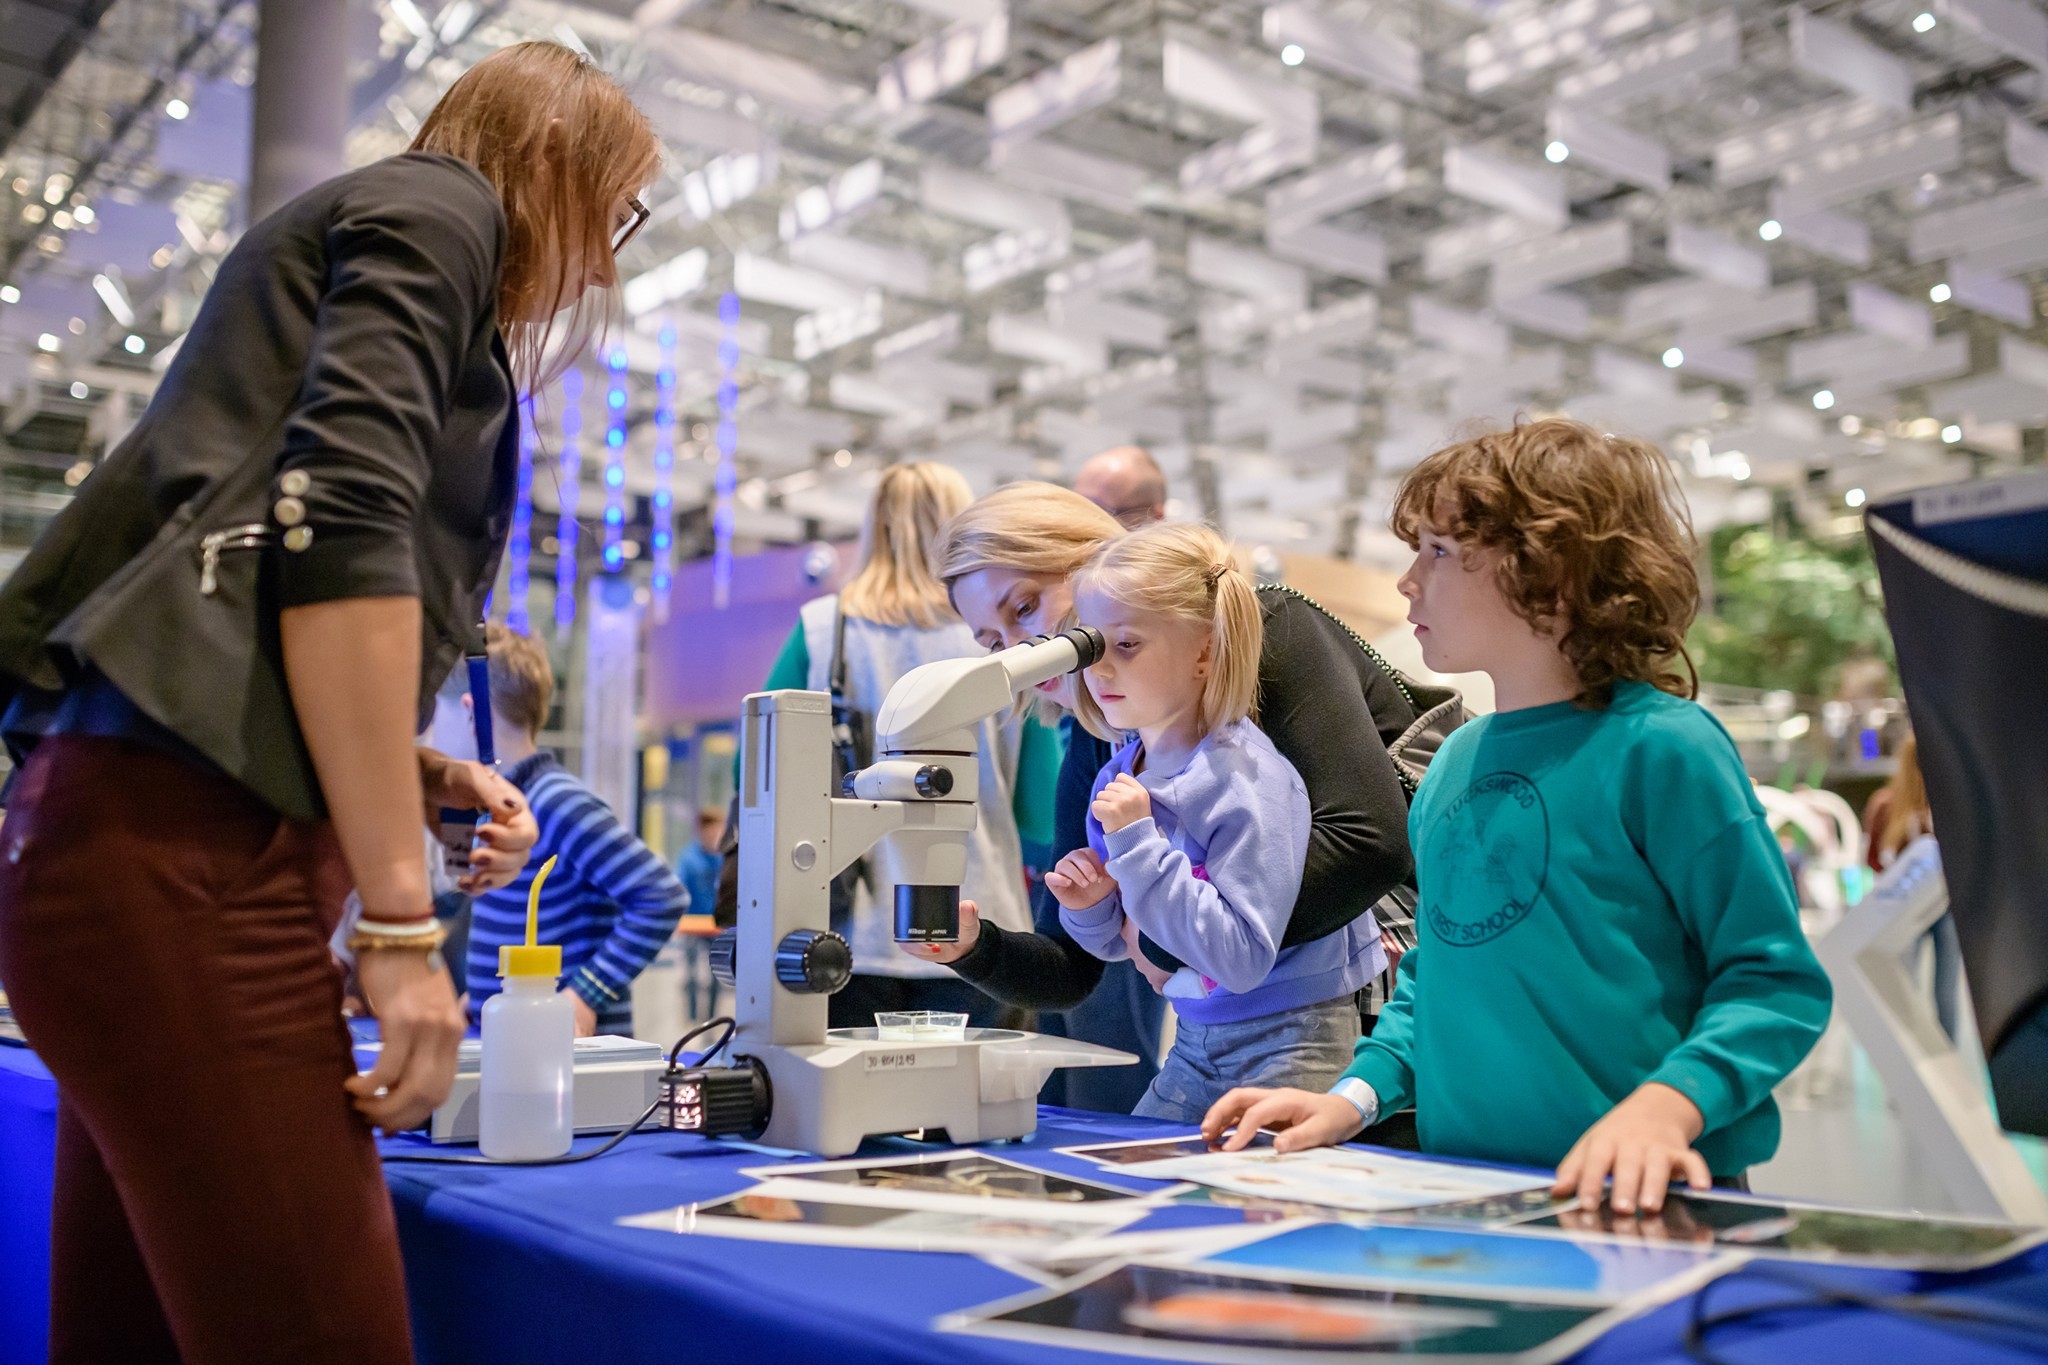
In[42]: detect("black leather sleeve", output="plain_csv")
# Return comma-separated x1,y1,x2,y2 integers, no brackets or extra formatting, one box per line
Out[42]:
952,728,1111,1009
274,156,502,607
1259,593,1417,944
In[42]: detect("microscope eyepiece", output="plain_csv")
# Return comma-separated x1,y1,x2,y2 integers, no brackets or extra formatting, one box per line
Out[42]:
1060,625,1106,670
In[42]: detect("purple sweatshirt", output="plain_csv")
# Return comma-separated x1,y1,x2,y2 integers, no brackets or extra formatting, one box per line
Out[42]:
1060,719,1386,1025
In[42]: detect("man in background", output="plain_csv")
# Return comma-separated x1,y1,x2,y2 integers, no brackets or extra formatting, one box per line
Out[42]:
675,807,724,924
1073,445,1168,528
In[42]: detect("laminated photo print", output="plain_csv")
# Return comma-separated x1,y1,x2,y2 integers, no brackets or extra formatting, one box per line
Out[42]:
941,1259,1688,1364
1180,1219,1738,1307
738,1150,1168,1204
1492,1189,2048,1271
1059,1131,1279,1168
1124,1145,1549,1214
616,1178,1143,1259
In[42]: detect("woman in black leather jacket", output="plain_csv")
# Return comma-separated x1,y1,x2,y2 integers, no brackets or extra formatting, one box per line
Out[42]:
0,43,656,1364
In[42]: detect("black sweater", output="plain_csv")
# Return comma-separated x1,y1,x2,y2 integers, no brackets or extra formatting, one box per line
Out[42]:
953,586,1418,1010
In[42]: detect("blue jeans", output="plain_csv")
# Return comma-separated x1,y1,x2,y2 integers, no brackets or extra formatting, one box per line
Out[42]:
1135,993,1361,1124
1041,960,1167,1113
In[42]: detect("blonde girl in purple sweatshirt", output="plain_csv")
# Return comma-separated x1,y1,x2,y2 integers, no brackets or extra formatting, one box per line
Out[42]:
1046,523,1386,1121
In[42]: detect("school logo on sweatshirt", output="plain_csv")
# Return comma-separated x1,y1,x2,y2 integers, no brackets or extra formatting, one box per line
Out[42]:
1423,771,1550,947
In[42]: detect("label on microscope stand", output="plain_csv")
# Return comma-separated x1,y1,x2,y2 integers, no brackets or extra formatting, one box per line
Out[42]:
863,1049,961,1073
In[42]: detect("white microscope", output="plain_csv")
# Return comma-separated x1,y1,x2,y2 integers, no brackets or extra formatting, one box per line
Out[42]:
695,626,1135,1156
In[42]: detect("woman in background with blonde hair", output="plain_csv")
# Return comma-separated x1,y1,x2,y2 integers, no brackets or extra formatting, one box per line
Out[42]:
0,42,656,1363
750,462,1058,1026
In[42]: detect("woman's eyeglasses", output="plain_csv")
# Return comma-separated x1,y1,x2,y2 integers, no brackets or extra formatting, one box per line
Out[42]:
612,197,650,256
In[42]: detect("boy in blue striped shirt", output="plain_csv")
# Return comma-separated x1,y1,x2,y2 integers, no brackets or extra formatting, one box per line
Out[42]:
463,626,691,1036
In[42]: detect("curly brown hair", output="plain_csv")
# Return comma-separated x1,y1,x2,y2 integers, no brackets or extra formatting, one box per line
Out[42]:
1390,417,1701,706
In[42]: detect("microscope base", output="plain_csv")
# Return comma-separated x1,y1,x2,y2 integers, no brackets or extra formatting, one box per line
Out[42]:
741,1027,1136,1157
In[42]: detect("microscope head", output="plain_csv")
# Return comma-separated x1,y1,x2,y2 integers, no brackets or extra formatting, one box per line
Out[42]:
874,626,1106,754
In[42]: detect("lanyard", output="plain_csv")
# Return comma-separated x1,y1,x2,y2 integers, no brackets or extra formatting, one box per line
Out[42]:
467,650,496,768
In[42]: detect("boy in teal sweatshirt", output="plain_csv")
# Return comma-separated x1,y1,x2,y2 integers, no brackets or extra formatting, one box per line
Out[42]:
1204,418,1832,1216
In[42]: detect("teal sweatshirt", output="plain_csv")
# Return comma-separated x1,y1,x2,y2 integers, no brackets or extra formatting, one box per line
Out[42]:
1339,681,1832,1176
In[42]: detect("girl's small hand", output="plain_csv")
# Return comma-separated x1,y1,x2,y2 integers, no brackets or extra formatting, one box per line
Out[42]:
1091,774,1151,834
1045,849,1116,911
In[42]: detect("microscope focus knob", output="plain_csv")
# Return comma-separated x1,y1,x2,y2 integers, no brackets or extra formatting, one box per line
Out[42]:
913,764,953,798
708,926,737,986
775,929,852,995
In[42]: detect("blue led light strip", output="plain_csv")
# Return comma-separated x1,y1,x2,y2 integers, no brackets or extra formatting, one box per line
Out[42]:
556,367,583,632
714,292,740,610
506,396,536,633
652,321,678,620
602,346,628,574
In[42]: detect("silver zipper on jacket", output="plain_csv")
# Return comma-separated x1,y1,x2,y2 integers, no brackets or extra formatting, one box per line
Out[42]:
198,524,272,595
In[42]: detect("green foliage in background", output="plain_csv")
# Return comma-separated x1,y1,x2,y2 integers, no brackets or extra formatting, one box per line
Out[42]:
1690,523,1894,698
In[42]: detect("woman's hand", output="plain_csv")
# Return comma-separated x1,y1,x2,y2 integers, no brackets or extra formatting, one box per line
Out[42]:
419,748,538,894
345,949,465,1132
903,898,982,965
1202,1086,1365,1153
1045,848,1116,911
1119,917,1174,992
1091,774,1151,834
1552,1082,1710,1215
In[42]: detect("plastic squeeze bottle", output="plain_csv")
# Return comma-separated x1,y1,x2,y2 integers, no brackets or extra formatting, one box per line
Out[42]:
479,855,575,1160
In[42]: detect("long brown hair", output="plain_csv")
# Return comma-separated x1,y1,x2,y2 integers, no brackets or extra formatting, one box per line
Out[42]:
411,42,660,391
1392,417,1701,706
839,462,975,629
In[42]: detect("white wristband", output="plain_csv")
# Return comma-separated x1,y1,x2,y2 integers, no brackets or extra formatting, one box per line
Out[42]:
1330,1076,1381,1130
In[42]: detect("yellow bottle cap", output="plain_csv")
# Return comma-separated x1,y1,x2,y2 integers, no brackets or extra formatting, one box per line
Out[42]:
499,942,563,978
499,854,563,979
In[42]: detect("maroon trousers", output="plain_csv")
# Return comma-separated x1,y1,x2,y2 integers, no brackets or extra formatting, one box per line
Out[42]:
0,737,413,1364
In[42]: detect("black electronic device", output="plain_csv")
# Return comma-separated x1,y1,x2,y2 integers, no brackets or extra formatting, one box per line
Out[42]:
659,1055,772,1138
1867,471,2048,1137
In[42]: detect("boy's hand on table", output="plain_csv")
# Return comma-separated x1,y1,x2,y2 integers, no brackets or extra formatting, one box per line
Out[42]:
1046,848,1116,911
1091,774,1151,834
1553,1082,1709,1215
903,898,980,965
1202,1087,1364,1153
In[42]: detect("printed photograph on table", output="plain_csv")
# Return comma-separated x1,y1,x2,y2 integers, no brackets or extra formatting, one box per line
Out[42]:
1503,1190,2048,1271
1171,1184,1380,1225
1128,1145,1549,1214
739,1150,1163,1204
1186,1218,1738,1306
617,1179,1140,1258
1060,1131,1279,1168
1393,1191,1568,1227
942,1260,1645,1364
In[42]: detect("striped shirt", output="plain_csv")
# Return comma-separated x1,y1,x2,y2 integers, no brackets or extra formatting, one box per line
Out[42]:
466,752,691,1033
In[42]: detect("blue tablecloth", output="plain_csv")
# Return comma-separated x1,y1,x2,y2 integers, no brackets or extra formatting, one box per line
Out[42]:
0,1047,56,1365
6,1044,2048,1365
